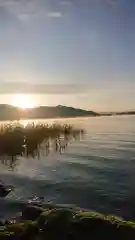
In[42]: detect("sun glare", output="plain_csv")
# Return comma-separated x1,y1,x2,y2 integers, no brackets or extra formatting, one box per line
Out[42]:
11,94,35,109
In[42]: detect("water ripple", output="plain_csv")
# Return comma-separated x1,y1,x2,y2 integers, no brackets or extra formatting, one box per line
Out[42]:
1,116,135,220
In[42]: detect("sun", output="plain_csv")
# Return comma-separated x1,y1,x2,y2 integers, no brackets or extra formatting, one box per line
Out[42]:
11,94,35,109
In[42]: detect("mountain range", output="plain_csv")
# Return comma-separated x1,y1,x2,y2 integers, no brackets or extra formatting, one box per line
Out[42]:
0,104,99,121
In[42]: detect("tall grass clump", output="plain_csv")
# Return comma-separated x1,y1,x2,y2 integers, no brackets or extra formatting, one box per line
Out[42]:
0,122,84,167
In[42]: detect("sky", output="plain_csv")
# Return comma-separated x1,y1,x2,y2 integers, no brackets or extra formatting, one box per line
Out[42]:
0,0,135,111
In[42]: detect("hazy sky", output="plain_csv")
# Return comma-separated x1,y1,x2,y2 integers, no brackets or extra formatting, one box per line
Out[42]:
0,0,135,111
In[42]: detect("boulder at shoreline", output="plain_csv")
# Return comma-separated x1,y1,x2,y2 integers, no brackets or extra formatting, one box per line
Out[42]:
0,204,135,239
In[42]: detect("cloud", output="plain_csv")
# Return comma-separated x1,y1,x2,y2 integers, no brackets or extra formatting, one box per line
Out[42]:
0,0,43,21
16,13,30,22
46,11,63,18
0,82,88,94
0,0,63,22
60,1,72,6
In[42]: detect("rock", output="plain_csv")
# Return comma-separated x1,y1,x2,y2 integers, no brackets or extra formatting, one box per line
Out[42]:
7,222,25,237
1,206,135,240
37,209,73,238
21,205,44,221
0,220,5,226
0,231,14,240
20,223,39,240
36,209,53,229
118,224,135,240
0,184,14,197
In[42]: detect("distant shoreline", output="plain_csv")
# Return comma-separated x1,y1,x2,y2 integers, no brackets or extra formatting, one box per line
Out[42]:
100,112,135,116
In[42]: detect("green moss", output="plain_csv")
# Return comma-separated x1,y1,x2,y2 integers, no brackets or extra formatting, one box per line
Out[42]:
1,206,135,239
75,210,104,219
117,220,135,229
41,209,54,217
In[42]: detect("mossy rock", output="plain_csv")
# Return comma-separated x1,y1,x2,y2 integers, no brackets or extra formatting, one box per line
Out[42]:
1,206,135,239
0,221,38,240
6,221,33,235
21,205,44,221
0,231,14,240
37,208,74,238
20,223,39,240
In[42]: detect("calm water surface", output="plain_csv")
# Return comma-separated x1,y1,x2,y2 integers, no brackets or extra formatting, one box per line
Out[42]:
0,115,135,220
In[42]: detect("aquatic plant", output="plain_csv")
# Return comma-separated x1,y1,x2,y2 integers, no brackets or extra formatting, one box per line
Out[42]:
0,122,84,168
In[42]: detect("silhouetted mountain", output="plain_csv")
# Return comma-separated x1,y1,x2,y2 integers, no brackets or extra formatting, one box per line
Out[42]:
0,104,99,120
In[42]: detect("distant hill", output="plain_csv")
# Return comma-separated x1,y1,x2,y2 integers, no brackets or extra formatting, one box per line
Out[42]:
0,104,99,121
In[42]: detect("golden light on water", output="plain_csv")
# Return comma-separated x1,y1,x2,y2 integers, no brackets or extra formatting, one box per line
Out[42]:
11,94,35,109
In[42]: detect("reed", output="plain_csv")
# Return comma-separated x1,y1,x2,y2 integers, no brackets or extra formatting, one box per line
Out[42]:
0,122,84,167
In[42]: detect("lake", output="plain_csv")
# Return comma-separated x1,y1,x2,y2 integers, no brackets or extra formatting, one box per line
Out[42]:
0,115,135,221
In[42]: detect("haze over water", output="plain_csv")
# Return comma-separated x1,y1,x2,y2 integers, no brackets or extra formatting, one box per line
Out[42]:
0,115,135,221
